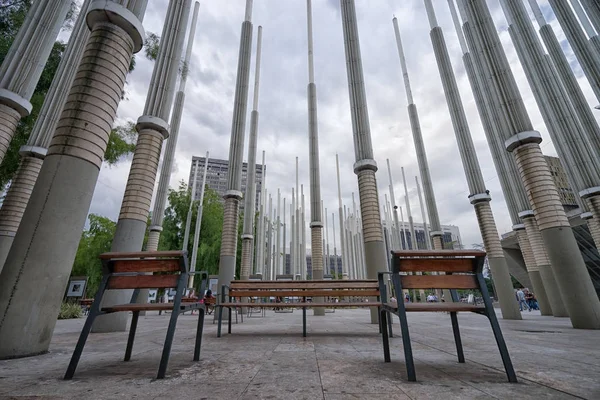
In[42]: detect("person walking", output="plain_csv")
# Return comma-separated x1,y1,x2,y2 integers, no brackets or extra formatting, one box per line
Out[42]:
516,288,530,312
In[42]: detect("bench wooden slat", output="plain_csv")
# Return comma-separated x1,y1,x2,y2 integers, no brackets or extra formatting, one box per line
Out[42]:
108,275,179,289
112,259,181,273
229,281,378,289
396,258,475,273
101,302,202,312
400,274,478,289
219,302,381,308
228,290,381,298
384,302,485,312
99,250,185,260
392,250,486,258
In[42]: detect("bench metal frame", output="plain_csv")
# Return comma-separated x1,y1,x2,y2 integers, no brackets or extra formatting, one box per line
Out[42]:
379,250,517,383
64,251,208,380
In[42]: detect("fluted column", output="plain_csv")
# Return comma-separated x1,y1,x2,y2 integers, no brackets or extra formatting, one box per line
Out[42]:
580,0,600,34
147,1,200,252
94,0,191,332
547,0,600,104
462,0,600,329
450,0,560,318
307,0,324,313
0,0,93,271
0,0,71,164
217,0,253,302
393,18,444,249
241,26,262,281
424,0,520,318
335,154,348,278
0,0,146,358
338,0,387,319
503,0,600,256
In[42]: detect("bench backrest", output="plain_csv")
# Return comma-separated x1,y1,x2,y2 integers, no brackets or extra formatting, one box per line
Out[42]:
227,280,380,298
391,250,486,290
99,251,187,290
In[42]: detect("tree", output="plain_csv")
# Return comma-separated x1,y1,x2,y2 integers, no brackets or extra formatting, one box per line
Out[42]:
158,181,231,288
71,214,116,297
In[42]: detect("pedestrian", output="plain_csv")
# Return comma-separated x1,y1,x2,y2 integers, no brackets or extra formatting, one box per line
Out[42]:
516,288,530,312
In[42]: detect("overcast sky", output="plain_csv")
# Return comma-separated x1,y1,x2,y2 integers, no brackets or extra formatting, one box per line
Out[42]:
81,0,599,248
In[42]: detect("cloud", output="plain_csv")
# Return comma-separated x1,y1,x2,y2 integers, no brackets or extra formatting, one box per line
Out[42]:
80,0,599,250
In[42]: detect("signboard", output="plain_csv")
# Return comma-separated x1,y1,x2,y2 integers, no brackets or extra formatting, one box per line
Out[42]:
66,276,87,298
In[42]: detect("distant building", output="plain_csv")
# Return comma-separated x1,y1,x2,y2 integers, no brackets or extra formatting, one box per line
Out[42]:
382,221,462,250
544,155,578,209
187,156,265,212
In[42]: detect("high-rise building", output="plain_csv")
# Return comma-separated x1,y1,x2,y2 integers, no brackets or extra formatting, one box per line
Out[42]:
382,220,462,250
544,155,578,209
187,156,265,212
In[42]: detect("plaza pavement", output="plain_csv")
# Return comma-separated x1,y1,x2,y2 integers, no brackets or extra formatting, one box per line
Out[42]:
0,307,598,399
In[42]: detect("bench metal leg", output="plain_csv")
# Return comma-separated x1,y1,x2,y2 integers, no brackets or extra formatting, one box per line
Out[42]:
487,311,518,383
449,311,464,363
217,306,223,338
397,307,416,382
302,307,307,337
380,309,391,362
64,311,98,379
194,308,205,361
157,309,180,379
228,307,232,334
124,311,140,361
387,309,394,338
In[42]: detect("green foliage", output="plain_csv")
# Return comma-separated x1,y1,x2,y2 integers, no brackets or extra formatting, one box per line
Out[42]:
143,32,160,61
72,214,116,297
58,301,83,319
105,121,137,166
158,181,227,287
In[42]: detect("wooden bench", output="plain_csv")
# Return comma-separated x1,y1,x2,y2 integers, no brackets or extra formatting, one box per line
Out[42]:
64,251,208,380
217,280,385,337
379,250,517,383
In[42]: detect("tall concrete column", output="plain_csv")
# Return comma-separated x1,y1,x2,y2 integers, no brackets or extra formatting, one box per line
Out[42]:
526,0,600,245
0,0,92,272
291,188,296,276
547,0,600,104
301,185,308,278
462,0,600,328
580,0,600,34
340,0,388,322
526,1,600,167
94,0,191,332
450,0,558,317
266,193,273,279
424,0,520,319
335,154,348,278
0,0,147,358
386,159,402,252
332,212,338,277
502,0,600,256
393,18,444,250
240,26,263,281
181,159,200,253
324,205,330,275
415,177,431,250
147,1,200,252
255,152,266,275
295,157,300,277
514,225,552,315
275,189,281,274
189,152,209,288
0,0,71,165
306,0,324,299
401,167,417,250
217,0,254,295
